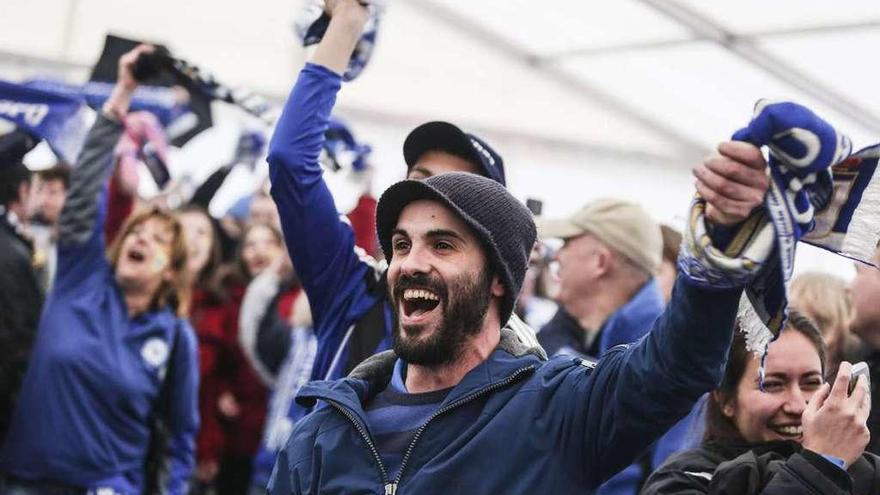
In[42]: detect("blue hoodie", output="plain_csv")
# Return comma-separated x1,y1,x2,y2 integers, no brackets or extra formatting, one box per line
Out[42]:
0,115,199,495
268,277,741,494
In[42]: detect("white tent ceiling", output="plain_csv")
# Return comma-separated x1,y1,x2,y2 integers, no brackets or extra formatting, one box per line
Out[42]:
1,0,877,277
4,0,879,161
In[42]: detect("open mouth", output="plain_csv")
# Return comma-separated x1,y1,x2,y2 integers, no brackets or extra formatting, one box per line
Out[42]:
251,255,270,272
401,289,441,318
770,424,803,439
127,248,147,263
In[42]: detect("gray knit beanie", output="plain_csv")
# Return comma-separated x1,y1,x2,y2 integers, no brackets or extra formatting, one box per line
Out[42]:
376,172,536,326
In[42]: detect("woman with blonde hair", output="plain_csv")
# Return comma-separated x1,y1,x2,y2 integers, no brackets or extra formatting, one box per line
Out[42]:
790,271,859,378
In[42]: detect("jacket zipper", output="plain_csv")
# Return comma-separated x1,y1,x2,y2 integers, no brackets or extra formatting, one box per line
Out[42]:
326,364,535,495
325,400,394,494
390,365,536,493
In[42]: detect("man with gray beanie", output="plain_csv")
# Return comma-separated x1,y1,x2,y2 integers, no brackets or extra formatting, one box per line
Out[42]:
266,0,530,401
537,198,664,360
269,157,766,493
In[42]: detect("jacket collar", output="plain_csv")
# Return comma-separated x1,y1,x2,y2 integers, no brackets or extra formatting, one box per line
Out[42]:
600,278,663,336
297,327,543,418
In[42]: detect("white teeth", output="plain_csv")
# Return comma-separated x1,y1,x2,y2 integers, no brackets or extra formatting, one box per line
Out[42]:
403,289,439,301
776,425,803,435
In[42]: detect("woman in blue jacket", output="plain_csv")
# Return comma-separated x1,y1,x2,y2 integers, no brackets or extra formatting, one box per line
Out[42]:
0,45,199,495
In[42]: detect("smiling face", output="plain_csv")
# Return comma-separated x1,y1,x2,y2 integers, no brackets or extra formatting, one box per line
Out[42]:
177,209,215,280
721,329,824,443
387,199,503,366
241,223,284,278
114,216,176,296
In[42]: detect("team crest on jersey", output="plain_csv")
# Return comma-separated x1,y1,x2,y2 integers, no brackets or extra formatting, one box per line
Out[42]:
141,337,170,369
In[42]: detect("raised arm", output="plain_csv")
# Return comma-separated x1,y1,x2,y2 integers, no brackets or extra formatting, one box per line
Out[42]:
267,1,375,331
575,142,771,485
55,46,152,283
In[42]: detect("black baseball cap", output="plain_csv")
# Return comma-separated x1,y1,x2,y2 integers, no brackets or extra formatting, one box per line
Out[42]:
403,121,506,186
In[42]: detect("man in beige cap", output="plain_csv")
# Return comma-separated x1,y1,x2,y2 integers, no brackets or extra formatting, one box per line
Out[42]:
536,198,667,494
536,198,665,359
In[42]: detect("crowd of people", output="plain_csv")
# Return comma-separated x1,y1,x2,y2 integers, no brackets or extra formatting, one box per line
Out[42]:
2,0,880,494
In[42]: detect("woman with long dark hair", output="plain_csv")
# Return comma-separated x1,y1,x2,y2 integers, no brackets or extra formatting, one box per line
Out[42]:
642,311,878,494
0,46,199,495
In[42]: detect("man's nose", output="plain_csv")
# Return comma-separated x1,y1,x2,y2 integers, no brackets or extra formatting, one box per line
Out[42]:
399,244,431,276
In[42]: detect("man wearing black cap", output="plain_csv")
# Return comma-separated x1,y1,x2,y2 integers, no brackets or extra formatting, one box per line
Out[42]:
268,159,766,492
267,0,529,405
0,130,43,441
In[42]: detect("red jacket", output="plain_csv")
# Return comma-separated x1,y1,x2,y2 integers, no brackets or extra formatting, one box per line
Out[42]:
192,281,301,462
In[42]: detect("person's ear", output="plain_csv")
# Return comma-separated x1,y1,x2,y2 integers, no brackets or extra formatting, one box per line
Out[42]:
715,390,736,419
594,245,614,277
491,276,505,298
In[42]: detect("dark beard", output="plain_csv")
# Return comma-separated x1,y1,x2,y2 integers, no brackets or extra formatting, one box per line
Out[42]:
390,270,493,367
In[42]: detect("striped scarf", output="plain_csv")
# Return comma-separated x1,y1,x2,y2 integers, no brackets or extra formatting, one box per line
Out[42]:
679,100,880,359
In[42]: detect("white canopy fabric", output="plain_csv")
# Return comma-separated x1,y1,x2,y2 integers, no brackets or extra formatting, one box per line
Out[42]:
2,0,877,276
6,0,879,157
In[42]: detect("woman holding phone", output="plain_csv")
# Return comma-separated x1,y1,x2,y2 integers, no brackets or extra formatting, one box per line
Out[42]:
642,311,879,494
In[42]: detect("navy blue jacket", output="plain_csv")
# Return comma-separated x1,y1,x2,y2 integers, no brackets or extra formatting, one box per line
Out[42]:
268,277,741,494
0,115,199,494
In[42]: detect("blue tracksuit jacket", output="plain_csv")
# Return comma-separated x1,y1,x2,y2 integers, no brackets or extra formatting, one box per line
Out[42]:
0,115,199,494
267,276,741,494
268,63,393,388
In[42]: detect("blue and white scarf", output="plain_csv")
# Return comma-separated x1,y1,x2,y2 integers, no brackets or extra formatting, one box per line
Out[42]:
680,100,880,357
0,80,91,164
24,79,189,130
294,0,386,82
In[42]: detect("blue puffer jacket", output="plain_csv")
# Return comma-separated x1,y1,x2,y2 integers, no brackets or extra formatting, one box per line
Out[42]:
268,277,741,494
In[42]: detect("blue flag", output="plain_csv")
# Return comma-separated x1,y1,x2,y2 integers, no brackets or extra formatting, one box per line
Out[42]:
0,80,91,164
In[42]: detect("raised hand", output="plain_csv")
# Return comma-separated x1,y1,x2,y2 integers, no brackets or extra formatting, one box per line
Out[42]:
117,44,155,91
312,0,370,76
695,141,770,225
104,44,155,120
802,361,871,468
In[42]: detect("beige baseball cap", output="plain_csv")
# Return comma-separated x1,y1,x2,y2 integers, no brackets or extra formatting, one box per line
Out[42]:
536,198,663,274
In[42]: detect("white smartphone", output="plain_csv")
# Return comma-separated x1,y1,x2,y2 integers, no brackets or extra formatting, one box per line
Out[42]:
849,361,871,395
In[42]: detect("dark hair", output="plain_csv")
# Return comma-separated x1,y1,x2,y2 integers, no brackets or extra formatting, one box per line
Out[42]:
36,164,71,189
0,162,31,208
703,310,826,443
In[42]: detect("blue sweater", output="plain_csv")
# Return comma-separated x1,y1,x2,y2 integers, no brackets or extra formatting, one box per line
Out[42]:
0,115,199,495
269,277,742,494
